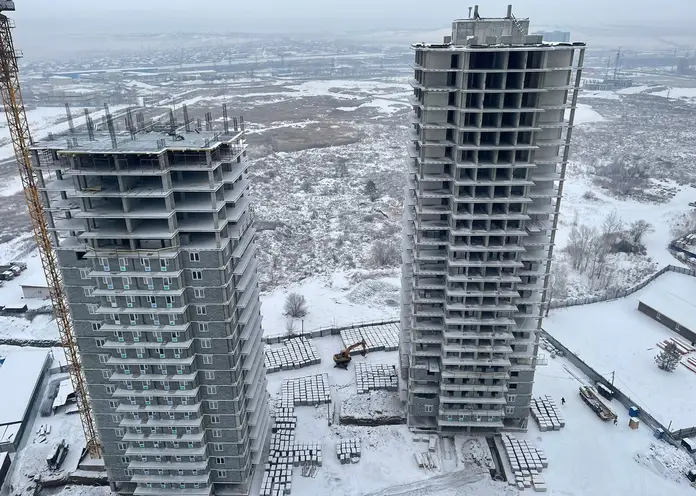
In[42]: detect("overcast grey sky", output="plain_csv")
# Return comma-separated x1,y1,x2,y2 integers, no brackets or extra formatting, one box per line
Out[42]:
12,0,694,34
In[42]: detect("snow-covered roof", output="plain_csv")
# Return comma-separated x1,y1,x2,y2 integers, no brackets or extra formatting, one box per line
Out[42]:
0,349,51,426
52,379,74,411
640,283,696,331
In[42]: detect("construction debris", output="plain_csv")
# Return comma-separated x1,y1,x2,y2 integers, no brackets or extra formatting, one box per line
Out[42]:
265,337,321,374
531,396,566,431
355,363,399,394
279,374,331,408
340,325,399,354
336,438,361,464
503,435,548,492
538,336,564,358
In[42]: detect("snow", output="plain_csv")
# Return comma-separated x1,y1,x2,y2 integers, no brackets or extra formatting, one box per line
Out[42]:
581,90,621,100
0,348,50,425
652,87,696,103
573,103,607,125
545,270,696,430
260,273,398,337
618,85,651,95
524,354,696,496
640,285,696,333
557,176,694,268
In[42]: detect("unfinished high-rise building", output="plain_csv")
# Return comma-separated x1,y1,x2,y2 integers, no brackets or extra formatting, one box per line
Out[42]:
31,108,269,495
399,5,585,432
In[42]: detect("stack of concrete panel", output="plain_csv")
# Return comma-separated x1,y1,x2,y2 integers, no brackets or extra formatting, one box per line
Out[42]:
262,407,298,496
281,374,331,407
355,363,399,394
265,338,321,374
293,442,322,467
530,396,565,432
336,438,361,464
341,326,399,354
502,435,548,492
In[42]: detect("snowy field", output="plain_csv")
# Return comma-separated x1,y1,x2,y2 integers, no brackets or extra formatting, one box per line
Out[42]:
545,270,696,430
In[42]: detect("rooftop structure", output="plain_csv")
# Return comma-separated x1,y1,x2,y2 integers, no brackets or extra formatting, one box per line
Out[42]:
399,4,585,433
30,105,270,495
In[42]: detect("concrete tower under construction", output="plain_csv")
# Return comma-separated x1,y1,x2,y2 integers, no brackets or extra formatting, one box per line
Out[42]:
399,5,585,432
31,108,269,495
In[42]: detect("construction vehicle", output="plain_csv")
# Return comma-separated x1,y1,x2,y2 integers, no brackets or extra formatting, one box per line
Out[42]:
0,2,100,456
579,386,617,421
333,340,367,369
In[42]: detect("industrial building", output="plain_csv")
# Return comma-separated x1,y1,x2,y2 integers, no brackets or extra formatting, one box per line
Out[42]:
30,108,270,495
399,5,585,432
0,349,52,452
639,290,696,344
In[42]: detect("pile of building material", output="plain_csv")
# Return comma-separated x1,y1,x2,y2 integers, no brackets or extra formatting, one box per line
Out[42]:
262,408,297,496
336,438,361,464
340,325,399,354
538,336,564,358
682,356,696,374
413,435,439,471
280,374,331,407
531,396,565,431
265,338,320,374
656,336,694,356
294,442,322,472
503,435,548,492
355,363,398,394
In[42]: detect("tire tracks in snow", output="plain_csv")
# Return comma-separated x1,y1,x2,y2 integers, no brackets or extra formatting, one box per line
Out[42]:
361,469,486,496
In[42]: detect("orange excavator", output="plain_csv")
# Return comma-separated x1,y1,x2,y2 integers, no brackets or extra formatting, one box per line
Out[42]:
333,340,367,369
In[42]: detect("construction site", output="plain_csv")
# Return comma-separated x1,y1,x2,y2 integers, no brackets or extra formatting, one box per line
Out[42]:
1,2,696,496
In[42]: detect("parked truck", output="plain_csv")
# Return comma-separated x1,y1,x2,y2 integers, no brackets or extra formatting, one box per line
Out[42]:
579,386,617,421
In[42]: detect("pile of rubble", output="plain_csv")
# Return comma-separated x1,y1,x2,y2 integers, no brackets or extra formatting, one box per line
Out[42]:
340,325,399,354
336,438,361,464
355,363,398,394
265,338,320,374
280,373,331,407
531,396,566,432
503,435,549,492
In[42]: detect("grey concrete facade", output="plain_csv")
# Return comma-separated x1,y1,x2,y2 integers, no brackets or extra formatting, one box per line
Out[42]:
31,126,270,495
399,7,585,434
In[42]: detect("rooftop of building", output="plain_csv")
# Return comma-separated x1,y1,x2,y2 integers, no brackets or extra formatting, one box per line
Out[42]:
31,128,245,155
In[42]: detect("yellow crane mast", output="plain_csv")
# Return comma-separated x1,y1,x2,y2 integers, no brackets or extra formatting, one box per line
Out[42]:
0,3,100,457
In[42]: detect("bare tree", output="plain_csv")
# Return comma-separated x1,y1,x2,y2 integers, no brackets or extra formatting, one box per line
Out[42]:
655,342,681,372
371,240,400,267
334,158,348,178
285,316,296,337
284,292,308,318
545,264,569,317
364,180,378,202
602,210,624,245
629,220,653,245
300,179,313,193
670,211,696,239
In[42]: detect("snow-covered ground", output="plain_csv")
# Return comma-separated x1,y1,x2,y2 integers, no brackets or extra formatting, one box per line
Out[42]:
261,272,399,337
545,270,696,430
260,318,696,496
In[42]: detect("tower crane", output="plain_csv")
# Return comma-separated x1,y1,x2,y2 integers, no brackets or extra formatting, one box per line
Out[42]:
0,1,100,456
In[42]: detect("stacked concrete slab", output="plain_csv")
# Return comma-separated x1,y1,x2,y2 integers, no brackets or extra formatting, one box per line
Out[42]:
341,326,399,354
531,396,566,432
336,438,361,464
265,338,321,373
280,374,331,407
502,435,549,492
355,363,399,394
261,407,323,496
262,407,297,496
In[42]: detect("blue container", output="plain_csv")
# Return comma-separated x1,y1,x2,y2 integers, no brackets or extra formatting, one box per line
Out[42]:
629,406,640,417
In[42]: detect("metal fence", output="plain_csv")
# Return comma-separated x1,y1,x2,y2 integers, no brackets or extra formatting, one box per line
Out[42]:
540,330,694,440
548,264,696,310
